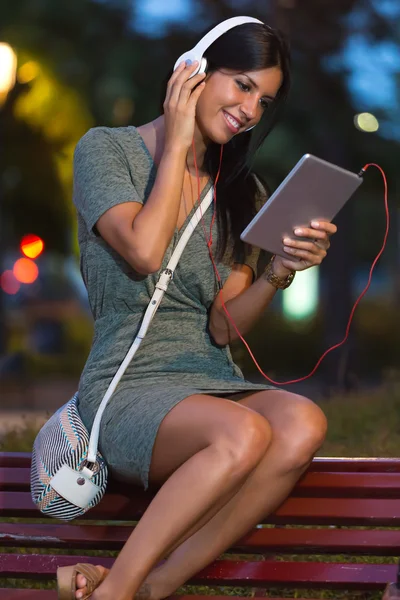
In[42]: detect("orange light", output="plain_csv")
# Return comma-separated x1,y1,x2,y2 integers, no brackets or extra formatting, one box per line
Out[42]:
1,270,20,294
20,234,44,259
13,258,39,284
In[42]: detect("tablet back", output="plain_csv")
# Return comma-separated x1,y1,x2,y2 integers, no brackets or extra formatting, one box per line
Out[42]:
240,154,363,258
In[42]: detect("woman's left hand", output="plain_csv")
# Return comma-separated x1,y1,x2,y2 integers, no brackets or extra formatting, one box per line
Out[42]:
274,220,338,274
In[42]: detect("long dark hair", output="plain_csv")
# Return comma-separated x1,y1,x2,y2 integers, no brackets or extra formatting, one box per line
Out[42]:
162,21,291,262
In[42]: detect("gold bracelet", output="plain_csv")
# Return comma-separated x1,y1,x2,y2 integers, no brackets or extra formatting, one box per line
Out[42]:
263,255,295,290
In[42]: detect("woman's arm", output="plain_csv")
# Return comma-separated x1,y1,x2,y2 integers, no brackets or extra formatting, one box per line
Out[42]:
96,146,187,274
208,261,288,346
209,220,337,346
82,61,206,275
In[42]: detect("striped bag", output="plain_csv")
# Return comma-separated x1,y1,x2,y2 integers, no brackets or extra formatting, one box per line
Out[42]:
30,393,108,520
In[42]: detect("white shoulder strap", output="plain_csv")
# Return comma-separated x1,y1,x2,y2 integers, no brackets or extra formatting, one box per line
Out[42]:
87,186,214,464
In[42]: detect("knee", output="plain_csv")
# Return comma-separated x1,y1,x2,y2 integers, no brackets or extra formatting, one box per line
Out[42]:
276,396,327,472
220,412,272,477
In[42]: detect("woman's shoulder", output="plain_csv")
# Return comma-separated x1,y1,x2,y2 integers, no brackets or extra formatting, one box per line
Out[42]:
73,125,155,181
75,125,143,155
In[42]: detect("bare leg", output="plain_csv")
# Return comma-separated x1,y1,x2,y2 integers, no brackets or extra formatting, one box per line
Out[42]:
140,391,327,600
75,480,244,599
76,392,326,600
87,394,271,600
76,480,244,599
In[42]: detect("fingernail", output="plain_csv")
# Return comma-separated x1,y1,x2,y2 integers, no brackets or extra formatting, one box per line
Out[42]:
283,238,291,245
294,228,303,235
284,246,293,253
76,593,82,599
311,221,320,227
185,59,192,66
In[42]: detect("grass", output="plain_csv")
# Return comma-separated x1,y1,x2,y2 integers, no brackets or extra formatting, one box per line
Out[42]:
2,379,400,456
1,382,400,599
316,379,400,458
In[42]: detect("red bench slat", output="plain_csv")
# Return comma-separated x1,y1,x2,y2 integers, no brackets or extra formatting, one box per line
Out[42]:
3,468,400,499
2,452,400,472
0,594,319,600
236,527,400,554
0,468,30,489
310,458,400,473
195,560,397,589
274,497,400,525
0,554,396,590
2,521,400,556
2,491,400,525
294,471,400,497
0,452,32,467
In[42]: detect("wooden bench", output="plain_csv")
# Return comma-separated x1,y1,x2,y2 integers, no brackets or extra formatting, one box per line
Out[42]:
1,452,400,599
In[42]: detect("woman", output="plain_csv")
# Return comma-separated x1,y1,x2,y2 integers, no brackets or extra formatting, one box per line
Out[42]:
64,18,336,600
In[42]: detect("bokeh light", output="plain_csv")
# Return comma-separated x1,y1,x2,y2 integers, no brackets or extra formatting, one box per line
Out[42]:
13,258,39,284
354,112,379,132
0,43,17,103
20,234,44,259
0,270,20,295
282,268,319,321
112,97,135,125
17,60,40,84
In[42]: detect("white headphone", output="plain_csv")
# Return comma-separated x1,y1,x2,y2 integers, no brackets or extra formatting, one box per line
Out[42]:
174,16,264,133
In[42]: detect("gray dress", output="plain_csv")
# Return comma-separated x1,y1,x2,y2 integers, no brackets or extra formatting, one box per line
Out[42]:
73,126,276,490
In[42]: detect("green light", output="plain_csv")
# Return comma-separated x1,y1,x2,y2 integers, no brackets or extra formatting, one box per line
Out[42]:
354,112,379,133
282,267,319,320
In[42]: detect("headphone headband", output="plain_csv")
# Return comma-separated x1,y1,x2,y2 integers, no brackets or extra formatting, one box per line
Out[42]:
173,16,265,133
173,16,264,74
193,16,264,55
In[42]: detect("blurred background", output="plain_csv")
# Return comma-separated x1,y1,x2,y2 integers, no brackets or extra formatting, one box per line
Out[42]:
0,0,399,454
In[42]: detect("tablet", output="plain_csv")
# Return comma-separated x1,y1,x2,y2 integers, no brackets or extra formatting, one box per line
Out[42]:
240,154,363,258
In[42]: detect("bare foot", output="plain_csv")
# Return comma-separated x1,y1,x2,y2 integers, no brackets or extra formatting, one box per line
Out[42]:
75,565,109,599
76,568,155,600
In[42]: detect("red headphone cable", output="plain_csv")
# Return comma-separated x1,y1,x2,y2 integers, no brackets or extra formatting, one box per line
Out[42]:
192,144,389,385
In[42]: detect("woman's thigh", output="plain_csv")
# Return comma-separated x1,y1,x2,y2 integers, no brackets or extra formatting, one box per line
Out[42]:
148,393,271,486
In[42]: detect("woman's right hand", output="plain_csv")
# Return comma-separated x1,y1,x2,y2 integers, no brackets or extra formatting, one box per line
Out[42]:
163,60,207,152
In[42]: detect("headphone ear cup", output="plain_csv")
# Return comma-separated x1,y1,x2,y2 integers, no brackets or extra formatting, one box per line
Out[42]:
199,57,208,74
188,57,207,79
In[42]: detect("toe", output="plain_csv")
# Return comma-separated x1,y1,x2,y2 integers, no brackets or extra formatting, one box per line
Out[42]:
75,565,107,599
76,574,87,599
76,573,87,589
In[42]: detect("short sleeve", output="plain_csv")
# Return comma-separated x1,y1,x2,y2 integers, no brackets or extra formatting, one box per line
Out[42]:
73,127,143,233
240,174,272,280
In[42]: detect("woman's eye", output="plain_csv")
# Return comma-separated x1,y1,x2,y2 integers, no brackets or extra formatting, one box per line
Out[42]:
237,80,250,92
237,80,271,110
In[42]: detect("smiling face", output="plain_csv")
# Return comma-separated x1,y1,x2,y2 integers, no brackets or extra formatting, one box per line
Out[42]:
195,66,283,144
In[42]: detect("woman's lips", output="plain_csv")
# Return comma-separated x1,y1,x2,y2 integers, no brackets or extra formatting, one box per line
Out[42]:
222,110,241,133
